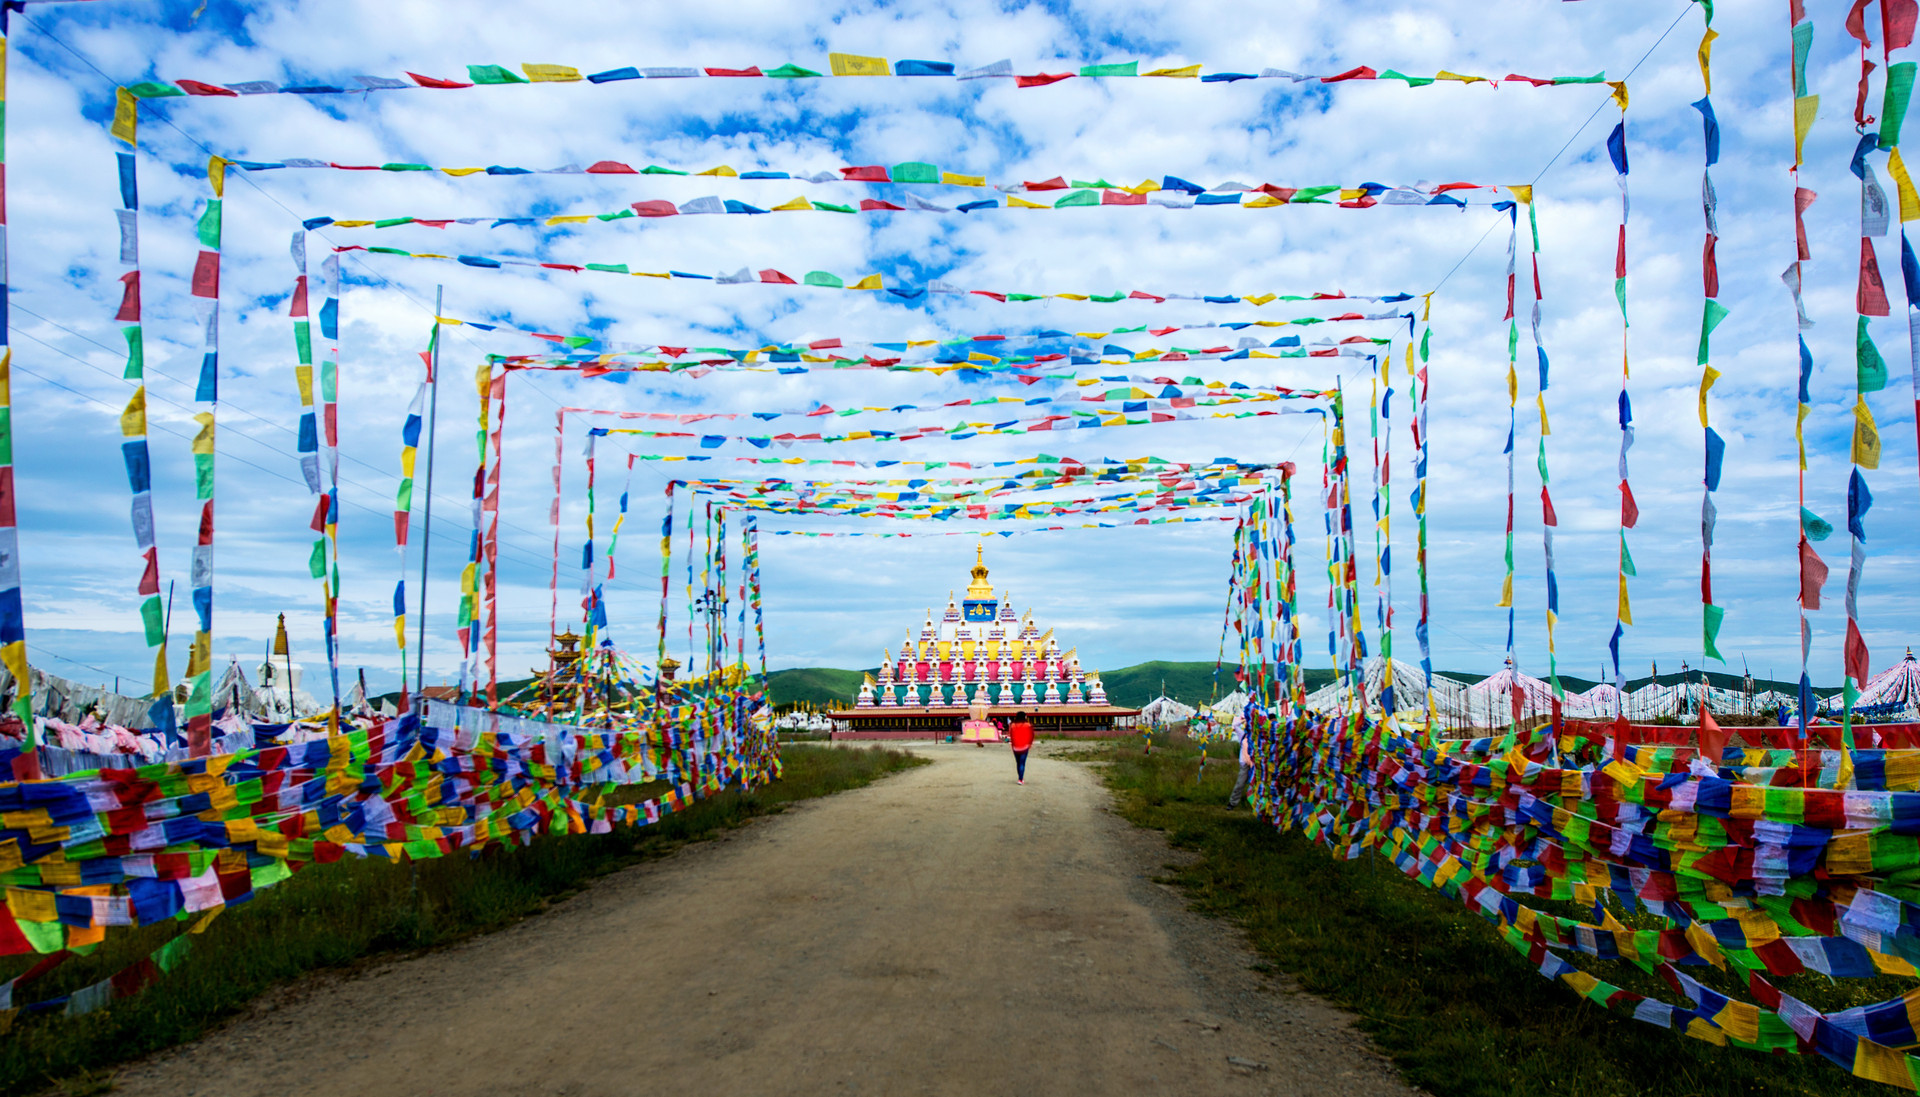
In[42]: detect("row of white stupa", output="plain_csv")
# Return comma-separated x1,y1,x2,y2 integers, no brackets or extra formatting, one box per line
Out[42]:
856,675,1109,708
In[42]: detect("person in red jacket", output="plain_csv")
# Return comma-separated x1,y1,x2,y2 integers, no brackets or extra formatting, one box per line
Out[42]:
1007,710,1035,784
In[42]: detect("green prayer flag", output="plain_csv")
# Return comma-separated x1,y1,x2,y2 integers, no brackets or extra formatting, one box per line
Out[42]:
1697,299,1729,365
372,217,414,229
1293,185,1339,203
1792,22,1814,97
465,64,527,84
1054,190,1100,208
308,539,327,578
891,162,940,184
1379,70,1434,87
140,595,165,647
1801,506,1833,541
585,263,630,274
196,200,223,249
122,325,144,380
1069,179,1115,190
380,163,432,172
1703,602,1725,662
803,271,844,288
1858,316,1888,392
765,64,822,78
1619,533,1636,576
1079,61,1138,77
125,81,185,99
1614,277,1629,323
1881,61,1915,150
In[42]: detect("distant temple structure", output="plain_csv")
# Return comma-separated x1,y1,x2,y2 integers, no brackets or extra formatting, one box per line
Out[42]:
830,546,1138,738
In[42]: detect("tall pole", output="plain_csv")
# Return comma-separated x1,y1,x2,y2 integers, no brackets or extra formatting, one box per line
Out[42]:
413,287,441,696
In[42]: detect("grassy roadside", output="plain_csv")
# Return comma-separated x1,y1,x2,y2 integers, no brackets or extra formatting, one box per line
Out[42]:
0,744,925,1097
1083,738,1881,1097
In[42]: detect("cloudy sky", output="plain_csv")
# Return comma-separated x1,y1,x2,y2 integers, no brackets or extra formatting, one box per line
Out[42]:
0,0,1907,701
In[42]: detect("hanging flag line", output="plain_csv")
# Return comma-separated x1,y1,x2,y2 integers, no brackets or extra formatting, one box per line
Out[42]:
443,310,1410,363
1787,2,1825,747
760,516,1239,535
295,182,1517,225
114,58,1611,108
336,244,1404,307
626,452,1282,471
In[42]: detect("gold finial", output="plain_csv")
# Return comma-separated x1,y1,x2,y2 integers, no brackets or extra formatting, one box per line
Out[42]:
966,543,994,598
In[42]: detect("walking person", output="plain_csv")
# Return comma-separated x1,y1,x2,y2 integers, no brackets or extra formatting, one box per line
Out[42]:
1227,706,1254,809
1008,709,1035,784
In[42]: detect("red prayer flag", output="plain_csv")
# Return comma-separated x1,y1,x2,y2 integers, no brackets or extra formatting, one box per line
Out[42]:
189,251,220,299
1322,66,1377,82
114,271,142,322
1101,190,1146,205
1698,703,1729,764
586,161,637,174
408,72,474,88
1887,0,1918,48
630,200,677,217
757,269,796,284
1128,290,1166,303
840,165,890,181
1016,73,1073,87
1702,234,1719,297
858,199,904,211
1620,480,1639,528
1846,618,1871,684
704,67,764,77
1859,237,1891,315
177,79,237,97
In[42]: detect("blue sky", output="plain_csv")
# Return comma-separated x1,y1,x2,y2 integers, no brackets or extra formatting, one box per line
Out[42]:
0,0,1908,697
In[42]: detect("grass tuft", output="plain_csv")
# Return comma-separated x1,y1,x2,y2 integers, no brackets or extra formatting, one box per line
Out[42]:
0,744,924,1097
1085,738,1882,1097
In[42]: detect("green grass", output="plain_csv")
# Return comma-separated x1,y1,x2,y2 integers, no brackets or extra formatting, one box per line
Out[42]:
0,744,925,1096
1082,737,1886,1097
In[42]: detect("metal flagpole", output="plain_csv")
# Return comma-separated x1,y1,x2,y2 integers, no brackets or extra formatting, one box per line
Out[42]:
413,287,442,696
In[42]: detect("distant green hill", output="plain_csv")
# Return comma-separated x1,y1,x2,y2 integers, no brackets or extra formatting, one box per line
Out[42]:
767,667,875,708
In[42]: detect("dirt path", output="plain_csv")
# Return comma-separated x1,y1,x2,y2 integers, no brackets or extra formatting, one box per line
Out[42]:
110,743,1415,1097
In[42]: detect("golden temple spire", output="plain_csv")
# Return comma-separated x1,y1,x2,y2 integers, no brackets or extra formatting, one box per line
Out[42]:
966,542,994,598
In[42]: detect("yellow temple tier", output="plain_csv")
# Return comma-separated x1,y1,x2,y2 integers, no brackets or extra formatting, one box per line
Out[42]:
830,547,1137,739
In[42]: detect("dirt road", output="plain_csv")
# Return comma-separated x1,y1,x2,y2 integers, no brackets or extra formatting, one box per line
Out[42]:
112,743,1415,1097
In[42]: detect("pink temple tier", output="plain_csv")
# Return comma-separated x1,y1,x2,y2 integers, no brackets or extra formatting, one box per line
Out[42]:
837,545,1135,739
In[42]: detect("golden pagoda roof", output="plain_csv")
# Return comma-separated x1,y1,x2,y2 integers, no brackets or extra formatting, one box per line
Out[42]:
966,543,994,598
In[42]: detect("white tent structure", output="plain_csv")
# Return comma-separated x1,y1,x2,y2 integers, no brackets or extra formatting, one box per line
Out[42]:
1460,662,1558,727
1300,657,1471,722
1625,682,1683,720
1857,650,1920,714
1209,690,1249,720
1573,683,1624,720
1139,695,1196,725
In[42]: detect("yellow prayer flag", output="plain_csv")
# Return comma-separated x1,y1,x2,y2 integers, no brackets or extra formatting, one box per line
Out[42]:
191,412,215,454
771,196,812,212
544,215,592,225
209,156,227,198
1698,366,1720,427
434,316,463,326
1537,393,1550,435
522,64,582,82
440,167,485,176
1608,80,1630,110
1245,194,1284,208
1053,293,1090,301
1853,396,1882,468
151,642,170,698
697,165,738,177
120,387,147,438
1617,574,1632,625
111,86,138,146
1891,148,1920,221
848,274,883,291
1698,29,1717,95
1853,1040,1914,1087
1794,95,1819,167
295,364,314,405
940,172,985,187
1243,294,1276,305
1007,195,1048,209
1127,178,1160,194
1498,574,1513,608
1436,70,1486,84
1510,184,1533,205
829,53,891,76
1144,64,1201,78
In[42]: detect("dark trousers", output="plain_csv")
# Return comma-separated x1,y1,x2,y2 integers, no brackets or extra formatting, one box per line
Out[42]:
1228,762,1252,807
1014,749,1029,780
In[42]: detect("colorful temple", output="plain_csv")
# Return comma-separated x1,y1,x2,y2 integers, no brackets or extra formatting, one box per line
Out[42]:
830,546,1139,738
